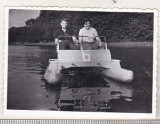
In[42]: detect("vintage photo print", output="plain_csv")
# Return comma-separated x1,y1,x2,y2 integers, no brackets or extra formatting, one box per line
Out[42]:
4,7,157,119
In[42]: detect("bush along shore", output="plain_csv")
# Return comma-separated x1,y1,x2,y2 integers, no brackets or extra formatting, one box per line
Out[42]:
9,11,153,45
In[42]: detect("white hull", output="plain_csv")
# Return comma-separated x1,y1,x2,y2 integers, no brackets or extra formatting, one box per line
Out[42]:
101,59,134,83
44,59,134,84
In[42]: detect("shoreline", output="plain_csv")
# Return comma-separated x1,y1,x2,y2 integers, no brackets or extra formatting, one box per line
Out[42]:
107,42,153,48
10,41,153,48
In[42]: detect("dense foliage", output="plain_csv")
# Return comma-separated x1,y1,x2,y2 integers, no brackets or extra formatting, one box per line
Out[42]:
9,10,153,44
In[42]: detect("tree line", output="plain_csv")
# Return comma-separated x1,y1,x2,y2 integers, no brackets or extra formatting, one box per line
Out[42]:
9,10,153,44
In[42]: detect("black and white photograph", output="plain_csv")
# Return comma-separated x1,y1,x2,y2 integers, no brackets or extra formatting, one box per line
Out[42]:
5,7,157,117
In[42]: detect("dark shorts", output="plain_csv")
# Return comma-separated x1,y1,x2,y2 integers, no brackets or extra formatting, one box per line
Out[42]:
59,40,79,50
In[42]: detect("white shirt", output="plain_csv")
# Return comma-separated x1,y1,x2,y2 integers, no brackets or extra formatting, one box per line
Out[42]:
79,27,99,42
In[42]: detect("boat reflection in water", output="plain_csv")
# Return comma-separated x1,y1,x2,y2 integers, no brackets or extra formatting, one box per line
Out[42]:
44,67,133,112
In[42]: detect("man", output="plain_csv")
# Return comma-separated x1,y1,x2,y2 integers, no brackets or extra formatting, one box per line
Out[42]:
55,18,78,50
79,19,103,50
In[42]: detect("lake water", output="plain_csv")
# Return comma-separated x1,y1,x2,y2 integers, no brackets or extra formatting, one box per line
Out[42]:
7,45,153,113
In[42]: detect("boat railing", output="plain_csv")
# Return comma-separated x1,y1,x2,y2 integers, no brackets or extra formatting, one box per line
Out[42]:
57,36,107,50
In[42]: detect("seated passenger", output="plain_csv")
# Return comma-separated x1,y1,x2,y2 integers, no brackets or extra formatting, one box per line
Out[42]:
55,18,79,50
79,19,104,50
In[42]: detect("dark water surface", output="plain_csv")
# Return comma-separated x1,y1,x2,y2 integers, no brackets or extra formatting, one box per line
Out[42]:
7,45,153,113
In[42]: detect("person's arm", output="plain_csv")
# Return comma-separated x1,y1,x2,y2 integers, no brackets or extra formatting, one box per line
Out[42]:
55,38,58,44
72,36,78,45
94,29,102,47
79,29,83,50
54,31,62,45
69,29,78,45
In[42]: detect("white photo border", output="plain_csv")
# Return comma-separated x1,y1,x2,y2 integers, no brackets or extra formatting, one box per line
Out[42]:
4,6,158,119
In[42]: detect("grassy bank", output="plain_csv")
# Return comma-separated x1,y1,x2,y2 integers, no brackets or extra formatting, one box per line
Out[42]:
107,42,153,48
25,42,56,46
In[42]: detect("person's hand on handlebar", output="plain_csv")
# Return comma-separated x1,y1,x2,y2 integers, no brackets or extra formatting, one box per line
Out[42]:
58,40,62,43
55,38,62,45
98,41,102,47
55,39,62,45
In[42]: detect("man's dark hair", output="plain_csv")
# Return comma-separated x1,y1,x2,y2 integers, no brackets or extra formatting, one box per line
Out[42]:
60,18,68,23
84,19,91,24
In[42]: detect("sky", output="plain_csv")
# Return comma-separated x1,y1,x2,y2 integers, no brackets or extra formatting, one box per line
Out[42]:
9,9,40,28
